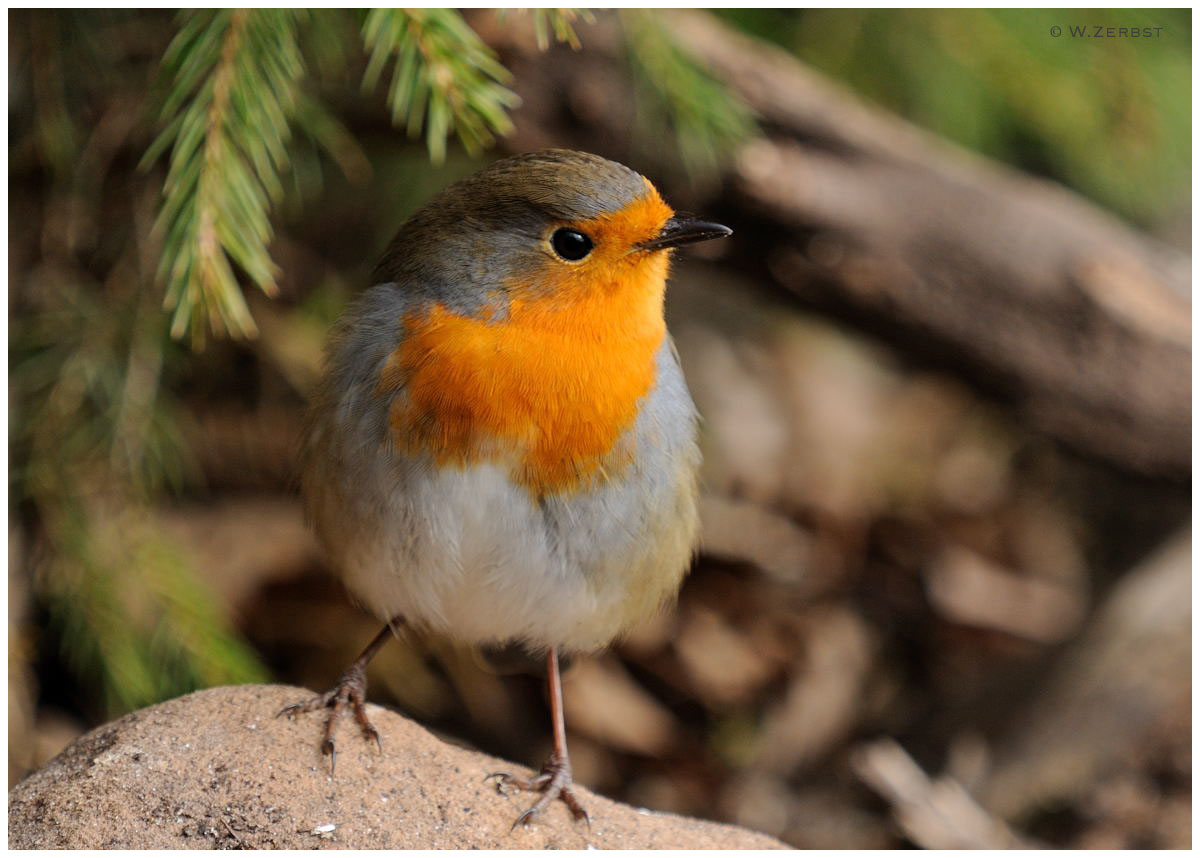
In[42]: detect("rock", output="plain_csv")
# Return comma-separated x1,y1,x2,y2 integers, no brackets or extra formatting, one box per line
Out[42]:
8,684,788,849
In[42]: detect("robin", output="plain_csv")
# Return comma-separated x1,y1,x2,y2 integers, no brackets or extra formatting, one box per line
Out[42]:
284,149,731,826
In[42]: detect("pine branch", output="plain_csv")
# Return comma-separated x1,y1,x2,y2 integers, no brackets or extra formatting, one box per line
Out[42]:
12,273,267,716
529,9,595,51
622,9,757,182
361,9,519,162
41,504,269,715
145,9,306,345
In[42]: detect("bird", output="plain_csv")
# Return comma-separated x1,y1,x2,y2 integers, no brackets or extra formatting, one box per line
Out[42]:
283,148,732,826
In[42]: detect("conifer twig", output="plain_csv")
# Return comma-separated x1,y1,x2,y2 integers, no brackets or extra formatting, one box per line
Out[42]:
145,10,305,345
362,9,518,163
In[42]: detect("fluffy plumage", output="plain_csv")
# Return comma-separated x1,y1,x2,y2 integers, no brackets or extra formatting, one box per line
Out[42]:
302,150,701,653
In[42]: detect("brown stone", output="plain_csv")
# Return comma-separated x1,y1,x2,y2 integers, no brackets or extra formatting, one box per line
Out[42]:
8,684,787,849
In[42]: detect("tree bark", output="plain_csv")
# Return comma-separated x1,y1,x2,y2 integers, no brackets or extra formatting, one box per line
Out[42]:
485,10,1190,478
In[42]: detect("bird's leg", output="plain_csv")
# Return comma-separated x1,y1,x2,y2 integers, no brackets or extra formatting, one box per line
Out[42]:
488,647,589,828
278,617,402,772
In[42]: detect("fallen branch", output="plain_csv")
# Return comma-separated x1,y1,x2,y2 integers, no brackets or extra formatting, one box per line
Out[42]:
486,10,1190,478
852,737,1031,849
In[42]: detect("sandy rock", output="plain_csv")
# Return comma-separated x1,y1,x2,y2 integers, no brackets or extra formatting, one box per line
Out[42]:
8,684,787,849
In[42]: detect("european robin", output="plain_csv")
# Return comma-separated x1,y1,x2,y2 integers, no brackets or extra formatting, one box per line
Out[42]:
284,149,731,826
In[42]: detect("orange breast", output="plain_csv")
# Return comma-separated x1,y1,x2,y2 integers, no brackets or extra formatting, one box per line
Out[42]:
380,196,674,497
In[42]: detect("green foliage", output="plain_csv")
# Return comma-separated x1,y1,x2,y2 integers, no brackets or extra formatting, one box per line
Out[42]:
38,503,269,715
145,8,584,348
621,10,757,184
11,290,181,501
145,10,305,345
717,8,1190,229
141,8,757,348
362,9,519,163
11,10,272,720
11,273,269,717
528,8,595,51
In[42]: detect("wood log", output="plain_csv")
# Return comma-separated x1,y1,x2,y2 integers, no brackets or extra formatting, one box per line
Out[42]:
483,11,1190,478
978,528,1191,821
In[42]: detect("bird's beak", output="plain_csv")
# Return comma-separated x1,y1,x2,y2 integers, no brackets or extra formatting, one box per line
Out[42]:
638,216,732,252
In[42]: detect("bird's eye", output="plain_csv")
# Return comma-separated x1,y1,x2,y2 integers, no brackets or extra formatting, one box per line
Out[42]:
550,228,594,262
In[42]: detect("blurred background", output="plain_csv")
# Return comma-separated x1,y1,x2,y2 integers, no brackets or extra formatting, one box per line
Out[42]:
8,8,1191,849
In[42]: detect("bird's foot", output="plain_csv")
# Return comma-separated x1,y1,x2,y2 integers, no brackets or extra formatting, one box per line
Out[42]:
278,660,381,773
487,752,590,829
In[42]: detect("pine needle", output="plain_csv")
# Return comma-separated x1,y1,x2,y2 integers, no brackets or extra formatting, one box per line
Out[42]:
361,9,519,163
12,273,268,717
622,9,757,183
145,10,306,346
529,9,595,51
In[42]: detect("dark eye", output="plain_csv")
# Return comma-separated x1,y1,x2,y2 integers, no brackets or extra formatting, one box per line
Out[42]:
550,228,593,261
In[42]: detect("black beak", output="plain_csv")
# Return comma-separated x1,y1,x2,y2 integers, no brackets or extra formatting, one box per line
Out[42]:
639,216,732,251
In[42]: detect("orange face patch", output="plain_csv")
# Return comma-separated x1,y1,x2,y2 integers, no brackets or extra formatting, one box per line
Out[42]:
381,188,675,496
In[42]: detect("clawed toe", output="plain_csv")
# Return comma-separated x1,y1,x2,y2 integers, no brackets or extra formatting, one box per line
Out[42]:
279,669,381,772
277,690,336,721
488,754,589,829
485,770,547,794
278,621,399,771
